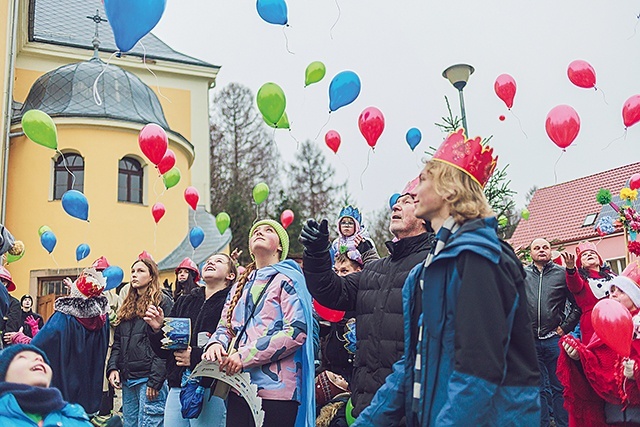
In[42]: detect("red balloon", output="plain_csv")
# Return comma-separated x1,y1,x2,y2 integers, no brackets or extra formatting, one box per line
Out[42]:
629,173,640,190
623,95,640,128
567,60,596,89
592,299,633,357
313,299,345,322
184,186,199,210
358,107,385,149
156,149,176,175
280,209,294,229
151,202,165,223
545,105,580,150
138,124,168,165
325,130,341,154
494,74,516,109
499,115,506,121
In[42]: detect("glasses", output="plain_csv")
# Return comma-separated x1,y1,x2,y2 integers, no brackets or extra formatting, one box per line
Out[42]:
340,220,355,226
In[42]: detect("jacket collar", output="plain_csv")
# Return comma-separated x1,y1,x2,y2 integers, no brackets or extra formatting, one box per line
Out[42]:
385,232,435,260
54,295,109,318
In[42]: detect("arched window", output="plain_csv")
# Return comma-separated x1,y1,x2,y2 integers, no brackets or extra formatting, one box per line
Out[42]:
53,153,84,200
118,157,143,203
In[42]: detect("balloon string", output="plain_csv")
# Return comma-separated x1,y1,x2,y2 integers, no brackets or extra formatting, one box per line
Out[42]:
509,109,528,139
628,12,640,39
602,129,627,150
553,150,564,184
193,208,199,229
282,26,294,55
139,42,172,105
595,86,609,105
360,149,372,190
288,130,301,149
57,150,77,190
336,152,351,184
154,223,158,257
329,0,342,40
51,253,60,274
314,113,332,141
92,51,118,106
255,204,259,223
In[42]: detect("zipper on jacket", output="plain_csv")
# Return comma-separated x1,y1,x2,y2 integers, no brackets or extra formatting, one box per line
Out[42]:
537,268,543,338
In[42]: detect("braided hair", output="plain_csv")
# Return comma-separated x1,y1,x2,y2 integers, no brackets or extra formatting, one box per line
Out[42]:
225,261,255,330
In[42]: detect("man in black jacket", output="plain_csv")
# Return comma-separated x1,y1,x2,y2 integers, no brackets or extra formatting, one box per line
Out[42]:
300,181,435,419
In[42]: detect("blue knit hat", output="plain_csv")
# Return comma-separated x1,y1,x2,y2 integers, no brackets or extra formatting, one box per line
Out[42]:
0,344,50,381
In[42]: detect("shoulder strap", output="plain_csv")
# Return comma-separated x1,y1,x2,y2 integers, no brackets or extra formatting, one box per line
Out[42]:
233,273,277,350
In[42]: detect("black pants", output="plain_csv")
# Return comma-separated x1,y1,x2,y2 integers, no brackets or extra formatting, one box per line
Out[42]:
227,392,299,427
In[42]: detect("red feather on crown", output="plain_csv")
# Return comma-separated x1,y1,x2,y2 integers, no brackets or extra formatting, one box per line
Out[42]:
432,129,498,188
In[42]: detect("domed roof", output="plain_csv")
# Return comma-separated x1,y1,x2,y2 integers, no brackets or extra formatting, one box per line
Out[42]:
14,57,169,130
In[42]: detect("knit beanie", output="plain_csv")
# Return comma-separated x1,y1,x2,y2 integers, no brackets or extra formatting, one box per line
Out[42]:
249,219,289,261
315,371,349,406
0,344,50,381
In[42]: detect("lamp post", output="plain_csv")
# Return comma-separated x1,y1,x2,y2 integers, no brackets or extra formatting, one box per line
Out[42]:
442,64,474,135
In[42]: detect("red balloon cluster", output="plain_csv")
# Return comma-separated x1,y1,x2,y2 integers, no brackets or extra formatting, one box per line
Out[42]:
545,105,580,150
592,299,633,357
280,209,294,229
184,187,199,210
358,107,385,149
494,74,516,109
325,130,341,154
567,60,596,89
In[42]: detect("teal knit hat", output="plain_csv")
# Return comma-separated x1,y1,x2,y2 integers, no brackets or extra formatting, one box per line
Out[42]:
249,219,289,261
0,344,50,381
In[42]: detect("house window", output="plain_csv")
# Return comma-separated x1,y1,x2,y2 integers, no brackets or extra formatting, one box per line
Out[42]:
53,153,84,199
118,157,143,203
582,213,598,227
608,257,627,275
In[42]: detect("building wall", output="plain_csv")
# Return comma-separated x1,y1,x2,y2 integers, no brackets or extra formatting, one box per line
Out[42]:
0,1,16,220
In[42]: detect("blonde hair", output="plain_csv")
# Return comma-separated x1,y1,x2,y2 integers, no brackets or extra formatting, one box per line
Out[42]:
426,160,494,224
117,258,163,322
226,261,256,330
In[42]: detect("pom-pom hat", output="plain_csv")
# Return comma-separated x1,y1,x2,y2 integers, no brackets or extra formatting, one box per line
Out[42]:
249,219,289,261
610,260,640,308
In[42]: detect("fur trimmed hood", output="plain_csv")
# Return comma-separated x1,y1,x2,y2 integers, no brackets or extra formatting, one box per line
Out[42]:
54,295,109,319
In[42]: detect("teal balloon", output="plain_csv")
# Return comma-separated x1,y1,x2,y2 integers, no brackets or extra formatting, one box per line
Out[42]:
103,266,124,291
252,183,270,205
189,227,205,249
216,212,231,235
40,231,57,254
61,190,89,221
163,167,181,189
257,83,286,126
76,243,90,262
21,109,58,150
256,0,288,25
406,128,422,151
389,193,401,209
329,71,361,112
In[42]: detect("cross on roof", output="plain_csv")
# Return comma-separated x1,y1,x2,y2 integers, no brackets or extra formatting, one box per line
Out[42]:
86,9,108,55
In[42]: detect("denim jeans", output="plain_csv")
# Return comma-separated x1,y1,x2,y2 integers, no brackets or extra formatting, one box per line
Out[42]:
164,387,226,427
121,380,168,427
535,335,568,427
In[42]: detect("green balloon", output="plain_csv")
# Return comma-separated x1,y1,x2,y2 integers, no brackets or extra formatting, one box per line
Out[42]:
498,215,509,227
163,167,181,189
305,61,326,87
38,225,52,237
256,83,286,126
216,212,231,235
22,109,58,150
6,248,25,264
521,208,530,220
345,398,355,426
252,182,269,205
264,112,290,129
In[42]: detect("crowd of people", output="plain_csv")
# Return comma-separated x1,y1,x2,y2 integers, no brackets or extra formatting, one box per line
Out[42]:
0,129,639,426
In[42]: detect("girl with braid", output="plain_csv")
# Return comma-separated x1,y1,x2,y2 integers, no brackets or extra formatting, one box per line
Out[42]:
203,219,315,427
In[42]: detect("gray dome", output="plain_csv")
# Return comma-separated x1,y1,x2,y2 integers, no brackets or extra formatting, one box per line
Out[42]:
14,57,169,129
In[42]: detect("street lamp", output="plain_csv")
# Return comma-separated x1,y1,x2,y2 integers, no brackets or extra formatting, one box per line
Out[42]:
442,63,474,135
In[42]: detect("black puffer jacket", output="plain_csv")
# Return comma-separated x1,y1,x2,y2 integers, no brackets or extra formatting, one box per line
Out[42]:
149,286,231,388
107,294,173,390
304,232,434,417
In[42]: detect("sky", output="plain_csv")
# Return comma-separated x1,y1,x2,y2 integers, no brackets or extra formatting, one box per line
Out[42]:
154,1,640,219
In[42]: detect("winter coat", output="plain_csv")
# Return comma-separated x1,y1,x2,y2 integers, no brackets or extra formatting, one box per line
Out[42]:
0,393,92,426
0,295,21,335
304,232,434,417
354,218,541,427
524,261,581,337
148,285,231,388
107,294,173,391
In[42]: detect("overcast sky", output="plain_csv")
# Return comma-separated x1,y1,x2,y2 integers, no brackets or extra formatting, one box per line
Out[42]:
154,1,640,218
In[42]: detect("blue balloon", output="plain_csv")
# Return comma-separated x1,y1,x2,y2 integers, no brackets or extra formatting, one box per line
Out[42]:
406,128,422,151
76,243,91,262
256,0,288,25
103,266,124,291
329,71,361,112
40,231,57,254
389,193,401,209
104,0,167,52
61,190,89,221
189,226,205,249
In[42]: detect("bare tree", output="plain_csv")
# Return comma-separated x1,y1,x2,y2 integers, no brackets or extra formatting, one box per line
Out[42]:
366,206,392,257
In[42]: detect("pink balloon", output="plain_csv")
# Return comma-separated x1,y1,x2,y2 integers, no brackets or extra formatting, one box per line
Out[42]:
151,202,165,223
592,299,633,357
494,74,516,109
313,299,345,322
545,105,580,150
280,209,294,229
623,95,640,128
156,149,176,175
567,60,596,89
138,124,168,165
184,186,199,210
358,107,385,149
325,130,341,154
629,173,640,190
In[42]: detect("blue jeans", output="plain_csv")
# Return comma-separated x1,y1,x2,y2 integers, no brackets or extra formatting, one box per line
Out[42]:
535,336,568,427
121,380,168,427
164,387,226,427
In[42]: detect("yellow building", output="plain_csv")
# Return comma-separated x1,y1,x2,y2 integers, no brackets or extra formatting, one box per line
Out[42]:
0,0,230,318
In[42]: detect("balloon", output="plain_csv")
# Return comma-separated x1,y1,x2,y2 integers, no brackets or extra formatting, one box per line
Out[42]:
499,115,506,121
329,71,361,112
76,243,90,262
61,190,89,221
151,202,165,223
184,186,199,210
494,74,516,109
104,0,167,52
156,149,175,175
103,266,124,291
545,105,580,150
405,128,421,151
256,0,288,25
305,61,326,87
162,167,181,189
40,231,56,254
592,298,633,357
216,212,231,235
567,60,596,89
358,107,385,149
345,399,355,426
21,109,57,149
622,95,640,128
189,226,205,249
313,299,345,322
521,208,530,220
6,249,25,264
280,209,294,229
257,83,286,126
138,123,168,165
253,183,269,205
324,130,341,154
498,215,508,227
389,193,401,209
264,112,290,129
630,173,640,191
38,225,52,237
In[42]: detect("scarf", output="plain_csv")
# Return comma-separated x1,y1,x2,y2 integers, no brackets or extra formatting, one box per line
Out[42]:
0,382,66,415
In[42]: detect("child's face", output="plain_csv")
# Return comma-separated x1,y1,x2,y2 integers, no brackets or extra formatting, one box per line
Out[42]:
339,218,356,237
202,255,234,283
250,225,282,256
610,285,637,311
5,351,52,387
334,260,361,276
